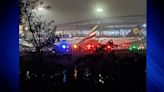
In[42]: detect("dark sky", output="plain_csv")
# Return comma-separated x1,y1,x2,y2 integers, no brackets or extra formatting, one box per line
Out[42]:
38,0,146,25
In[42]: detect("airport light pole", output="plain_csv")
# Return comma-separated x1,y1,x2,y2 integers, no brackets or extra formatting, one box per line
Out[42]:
96,7,103,23
96,7,103,37
95,0,105,37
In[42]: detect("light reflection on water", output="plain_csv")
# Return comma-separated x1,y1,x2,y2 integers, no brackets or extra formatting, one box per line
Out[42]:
63,70,67,83
24,68,112,85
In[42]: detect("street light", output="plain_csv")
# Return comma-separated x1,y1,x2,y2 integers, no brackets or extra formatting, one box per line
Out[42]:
96,8,103,12
96,7,103,36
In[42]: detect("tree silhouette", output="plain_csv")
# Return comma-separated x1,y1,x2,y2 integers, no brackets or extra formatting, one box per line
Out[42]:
20,0,57,62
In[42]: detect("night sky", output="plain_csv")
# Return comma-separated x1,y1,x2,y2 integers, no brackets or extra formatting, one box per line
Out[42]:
37,0,146,25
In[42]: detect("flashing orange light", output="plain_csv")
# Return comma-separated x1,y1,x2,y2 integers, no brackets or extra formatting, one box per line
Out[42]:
73,44,78,49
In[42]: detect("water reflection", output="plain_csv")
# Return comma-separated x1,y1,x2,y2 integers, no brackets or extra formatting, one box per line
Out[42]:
74,66,78,79
20,51,146,91
63,70,67,83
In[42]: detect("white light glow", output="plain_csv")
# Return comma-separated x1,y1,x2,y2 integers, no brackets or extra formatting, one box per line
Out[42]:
96,8,103,12
142,23,146,28
25,27,29,31
33,9,37,12
38,7,44,11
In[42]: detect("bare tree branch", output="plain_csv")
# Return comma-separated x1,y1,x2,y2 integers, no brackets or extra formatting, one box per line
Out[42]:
20,0,57,61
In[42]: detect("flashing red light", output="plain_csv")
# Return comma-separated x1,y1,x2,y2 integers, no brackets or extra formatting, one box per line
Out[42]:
87,44,91,48
97,44,100,48
92,45,95,48
107,45,111,49
122,44,128,47
123,44,126,47
87,44,91,49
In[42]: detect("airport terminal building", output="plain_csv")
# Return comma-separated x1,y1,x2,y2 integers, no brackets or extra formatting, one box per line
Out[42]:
20,15,146,38
56,15,146,38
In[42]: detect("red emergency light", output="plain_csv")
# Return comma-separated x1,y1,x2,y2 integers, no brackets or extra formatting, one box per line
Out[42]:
107,45,111,49
122,43,128,47
87,44,91,49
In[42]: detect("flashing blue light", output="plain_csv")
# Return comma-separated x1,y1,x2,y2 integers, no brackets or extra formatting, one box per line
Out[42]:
62,44,67,49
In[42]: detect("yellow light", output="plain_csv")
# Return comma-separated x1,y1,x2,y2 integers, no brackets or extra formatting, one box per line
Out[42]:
19,25,23,34
73,44,78,49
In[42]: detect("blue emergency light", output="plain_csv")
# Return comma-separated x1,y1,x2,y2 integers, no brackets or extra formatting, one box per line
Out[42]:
62,44,67,49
